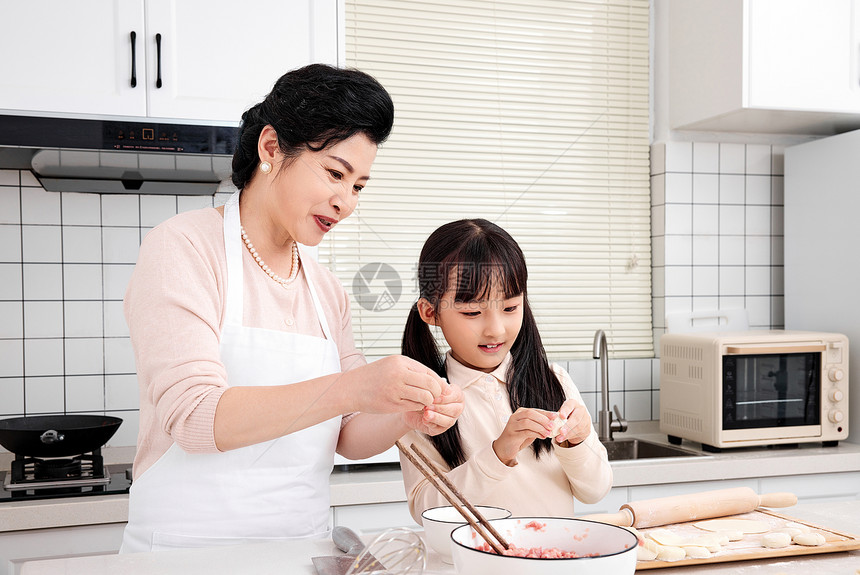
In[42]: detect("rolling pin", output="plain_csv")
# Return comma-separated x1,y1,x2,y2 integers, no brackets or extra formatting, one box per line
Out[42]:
579,487,797,528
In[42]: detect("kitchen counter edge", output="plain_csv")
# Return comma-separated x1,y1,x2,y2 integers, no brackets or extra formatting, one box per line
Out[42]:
3,422,860,533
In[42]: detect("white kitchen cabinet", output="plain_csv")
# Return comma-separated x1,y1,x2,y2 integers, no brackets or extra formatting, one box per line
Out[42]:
0,2,145,119
0,0,339,125
627,478,759,501
614,473,860,509
669,0,860,135
573,486,629,516
332,502,418,535
759,472,860,505
0,523,124,575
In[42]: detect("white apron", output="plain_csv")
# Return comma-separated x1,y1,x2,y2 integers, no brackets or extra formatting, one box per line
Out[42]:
121,190,342,552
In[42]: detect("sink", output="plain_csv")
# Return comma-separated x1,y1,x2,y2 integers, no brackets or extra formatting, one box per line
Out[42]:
601,438,705,461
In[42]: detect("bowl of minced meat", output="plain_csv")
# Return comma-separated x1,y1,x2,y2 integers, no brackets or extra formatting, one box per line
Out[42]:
450,517,637,574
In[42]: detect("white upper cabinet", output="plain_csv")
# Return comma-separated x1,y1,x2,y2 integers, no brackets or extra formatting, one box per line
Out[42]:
669,0,860,135
0,0,339,125
0,1,147,119
143,0,338,124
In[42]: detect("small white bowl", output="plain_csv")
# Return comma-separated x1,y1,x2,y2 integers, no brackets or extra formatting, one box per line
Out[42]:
421,505,512,563
451,517,638,575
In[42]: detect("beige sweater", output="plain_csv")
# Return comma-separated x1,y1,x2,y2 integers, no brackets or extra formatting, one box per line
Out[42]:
399,353,612,523
124,207,364,478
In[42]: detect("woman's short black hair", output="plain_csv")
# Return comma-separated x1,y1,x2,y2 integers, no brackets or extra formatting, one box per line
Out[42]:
231,63,395,189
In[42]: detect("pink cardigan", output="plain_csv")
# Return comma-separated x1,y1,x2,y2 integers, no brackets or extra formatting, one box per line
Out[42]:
124,207,364,478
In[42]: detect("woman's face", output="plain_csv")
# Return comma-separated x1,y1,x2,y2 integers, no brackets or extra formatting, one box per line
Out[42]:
267,132,378,246
427,286,525,373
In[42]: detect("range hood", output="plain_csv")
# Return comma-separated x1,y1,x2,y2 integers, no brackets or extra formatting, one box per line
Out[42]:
0,114,237,195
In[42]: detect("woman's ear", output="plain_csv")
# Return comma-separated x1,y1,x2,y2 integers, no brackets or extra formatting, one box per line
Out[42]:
416,298,438,326
257,125,280,166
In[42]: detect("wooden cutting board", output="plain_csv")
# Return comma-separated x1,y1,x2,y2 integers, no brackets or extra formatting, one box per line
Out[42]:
635,509,860,570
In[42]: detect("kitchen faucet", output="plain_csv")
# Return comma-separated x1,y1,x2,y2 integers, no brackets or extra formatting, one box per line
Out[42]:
593,329,627,442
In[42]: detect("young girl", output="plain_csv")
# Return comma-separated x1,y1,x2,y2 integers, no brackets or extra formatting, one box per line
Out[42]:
399,218,612,521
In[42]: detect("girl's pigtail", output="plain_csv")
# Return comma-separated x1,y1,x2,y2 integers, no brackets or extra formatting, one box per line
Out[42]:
508,301,567,459
402,303,445,378
401,303,466,469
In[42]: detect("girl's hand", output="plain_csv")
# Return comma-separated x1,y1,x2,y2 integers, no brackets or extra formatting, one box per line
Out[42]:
403,383,464,436
492,407,555,466
554,399,593,446
349,355,445,414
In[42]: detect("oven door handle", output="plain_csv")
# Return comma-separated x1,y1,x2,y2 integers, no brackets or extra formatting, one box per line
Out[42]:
725,344,826,355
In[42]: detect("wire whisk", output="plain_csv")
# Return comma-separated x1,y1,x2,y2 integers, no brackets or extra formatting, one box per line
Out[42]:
344,527,426,575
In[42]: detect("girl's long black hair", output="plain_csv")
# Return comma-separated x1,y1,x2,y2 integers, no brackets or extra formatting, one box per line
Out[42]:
402,219,567,469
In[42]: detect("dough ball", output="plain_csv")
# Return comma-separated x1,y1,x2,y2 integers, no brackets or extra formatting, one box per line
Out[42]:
717,529,745,542
785,522,811,533
761,532,792,549
684,545,711,559
792,532,826,546
656,544,687,562
776,527,804,538
637,538,658,561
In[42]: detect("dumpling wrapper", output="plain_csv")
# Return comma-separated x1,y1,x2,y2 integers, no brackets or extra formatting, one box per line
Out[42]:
685,534,722,552
655,544,686,562
761,531,792,549
693,519,770,534
684,545,711,559
637,538,659,561
647,530,721,552
549,417,567,438
646,529,686,546
717,529,745,542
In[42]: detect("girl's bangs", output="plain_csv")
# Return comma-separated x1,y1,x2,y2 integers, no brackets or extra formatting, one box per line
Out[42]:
448,247,524,302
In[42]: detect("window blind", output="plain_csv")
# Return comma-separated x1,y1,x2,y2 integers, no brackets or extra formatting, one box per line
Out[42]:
321,0,652,359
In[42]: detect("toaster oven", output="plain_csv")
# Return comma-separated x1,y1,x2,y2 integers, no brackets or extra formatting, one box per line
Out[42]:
659,330,848,450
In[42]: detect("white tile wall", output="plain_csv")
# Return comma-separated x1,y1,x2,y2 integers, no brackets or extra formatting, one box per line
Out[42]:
566,357,662,423
0,148,790,444
0,170,227,448
651,141,785,343
575,143,787,423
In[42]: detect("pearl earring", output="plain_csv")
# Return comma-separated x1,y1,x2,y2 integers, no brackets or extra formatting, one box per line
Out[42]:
260,161,272,174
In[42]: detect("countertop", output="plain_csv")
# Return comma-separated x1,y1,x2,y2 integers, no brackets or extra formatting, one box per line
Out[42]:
3,422,860,532
18,500,860,574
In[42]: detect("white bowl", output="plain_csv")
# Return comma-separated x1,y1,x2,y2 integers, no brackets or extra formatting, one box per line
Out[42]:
421,505,512,563
451,517,638,575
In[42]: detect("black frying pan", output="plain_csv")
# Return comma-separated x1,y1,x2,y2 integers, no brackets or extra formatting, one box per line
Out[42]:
0,415,123,458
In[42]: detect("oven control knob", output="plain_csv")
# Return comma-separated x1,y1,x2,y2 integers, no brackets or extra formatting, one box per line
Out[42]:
829,389,845,403
828,367,844,382
828,410,845,424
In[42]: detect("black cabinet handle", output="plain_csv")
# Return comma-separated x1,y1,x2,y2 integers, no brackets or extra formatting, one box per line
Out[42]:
129,31,137,88
155,33,163,88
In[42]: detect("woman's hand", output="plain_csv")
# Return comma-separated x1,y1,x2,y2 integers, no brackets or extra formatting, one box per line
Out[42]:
553,399,592,446
348,355,446,414
403,382,464,436
492,407,555,466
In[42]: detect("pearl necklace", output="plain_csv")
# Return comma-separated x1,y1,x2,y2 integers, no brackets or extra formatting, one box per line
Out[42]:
240,226,300,287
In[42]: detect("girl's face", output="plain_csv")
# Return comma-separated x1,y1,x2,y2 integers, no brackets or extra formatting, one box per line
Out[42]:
264,131,378,246
422,286,525,373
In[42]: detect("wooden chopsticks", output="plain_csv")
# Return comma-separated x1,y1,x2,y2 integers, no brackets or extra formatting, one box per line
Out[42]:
395,440,510,554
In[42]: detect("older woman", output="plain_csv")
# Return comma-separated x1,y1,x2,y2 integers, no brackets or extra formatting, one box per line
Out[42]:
120,64,463,553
